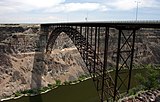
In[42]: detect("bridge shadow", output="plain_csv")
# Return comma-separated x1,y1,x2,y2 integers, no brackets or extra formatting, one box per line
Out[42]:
29,26,103,102
29,26,97,102
29,34,46,102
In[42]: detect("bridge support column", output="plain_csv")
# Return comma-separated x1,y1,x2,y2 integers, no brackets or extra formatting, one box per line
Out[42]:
113,27,138,101
40,25,50,52
101,27,110,102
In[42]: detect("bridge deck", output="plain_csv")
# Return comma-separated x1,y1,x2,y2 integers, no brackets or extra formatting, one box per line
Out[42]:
41,21,160,28
41,22,160,101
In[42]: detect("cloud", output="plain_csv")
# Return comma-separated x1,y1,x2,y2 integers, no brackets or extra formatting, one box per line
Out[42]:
0,15,61,23
44,3,108,13
0,0,108,15
6,0,65,8
0,0,65,14
0,0,159,22
106,0,159,10
65,3,101,12
0,0,159,14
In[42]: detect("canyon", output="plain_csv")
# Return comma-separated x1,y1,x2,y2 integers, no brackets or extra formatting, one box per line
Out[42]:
0,24,87,99
0,24,160,100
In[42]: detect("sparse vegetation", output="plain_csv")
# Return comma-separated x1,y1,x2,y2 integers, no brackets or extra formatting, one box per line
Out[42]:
63,81,71,85
128,64,160,96
13,74,90,98
55,79,61,86
135,64,160,89
14,91,21,97
78,74,88,81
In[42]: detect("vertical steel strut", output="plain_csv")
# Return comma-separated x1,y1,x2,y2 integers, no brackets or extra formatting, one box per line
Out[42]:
42,24,144,102
113,27,138,101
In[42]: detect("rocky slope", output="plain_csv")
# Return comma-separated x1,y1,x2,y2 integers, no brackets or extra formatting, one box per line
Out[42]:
120,89,160,102
0,24,160,99
107,28,160,66
0,25,87,99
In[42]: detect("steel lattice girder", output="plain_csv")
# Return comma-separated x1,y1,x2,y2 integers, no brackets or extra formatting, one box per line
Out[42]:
40,22,160,102
113,27,138,101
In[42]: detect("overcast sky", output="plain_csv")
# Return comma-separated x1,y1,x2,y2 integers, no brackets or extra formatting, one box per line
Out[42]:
0,0,159,23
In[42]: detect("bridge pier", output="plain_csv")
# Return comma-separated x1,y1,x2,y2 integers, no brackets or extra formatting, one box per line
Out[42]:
113,27,139,101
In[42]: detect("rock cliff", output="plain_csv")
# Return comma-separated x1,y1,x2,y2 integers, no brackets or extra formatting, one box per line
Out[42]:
0,24,87,99
0,24,160,99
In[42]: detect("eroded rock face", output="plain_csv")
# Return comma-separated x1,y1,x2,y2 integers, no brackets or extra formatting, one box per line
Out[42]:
134,30,160,64
107,28,160,65
121,89,160,102
0,25,160,99
0,25,87,98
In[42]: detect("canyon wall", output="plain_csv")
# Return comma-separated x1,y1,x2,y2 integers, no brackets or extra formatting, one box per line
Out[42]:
0,24,160,99
0,25,87,99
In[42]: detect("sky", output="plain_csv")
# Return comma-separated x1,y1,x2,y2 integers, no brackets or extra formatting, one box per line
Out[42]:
0,0,159,23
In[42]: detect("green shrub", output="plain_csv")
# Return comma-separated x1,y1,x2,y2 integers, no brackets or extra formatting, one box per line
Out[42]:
78,74,88,81
27,89,35,94
127,64,160,97
72,80,78,83
21,90,28,94
64,81,70,85
135,64,160,90
128,85,145,95
15,91,21,97
47,84,53,89
55,79,61,86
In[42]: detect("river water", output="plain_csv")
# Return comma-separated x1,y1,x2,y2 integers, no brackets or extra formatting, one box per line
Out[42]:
3,69,146,102
4,80,100,102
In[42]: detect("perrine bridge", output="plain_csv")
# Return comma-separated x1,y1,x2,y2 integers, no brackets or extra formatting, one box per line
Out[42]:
40,21,160,102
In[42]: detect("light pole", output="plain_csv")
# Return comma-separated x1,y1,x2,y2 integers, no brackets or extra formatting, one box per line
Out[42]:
66,14,69,22
135,1,140,21
85,11,88,22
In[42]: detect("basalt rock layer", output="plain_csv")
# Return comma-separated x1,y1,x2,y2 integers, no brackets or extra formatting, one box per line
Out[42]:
0,24,160,99
0,24,87,99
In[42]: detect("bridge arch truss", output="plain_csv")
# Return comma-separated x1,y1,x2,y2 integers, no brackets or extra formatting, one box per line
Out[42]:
41,22,160,101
